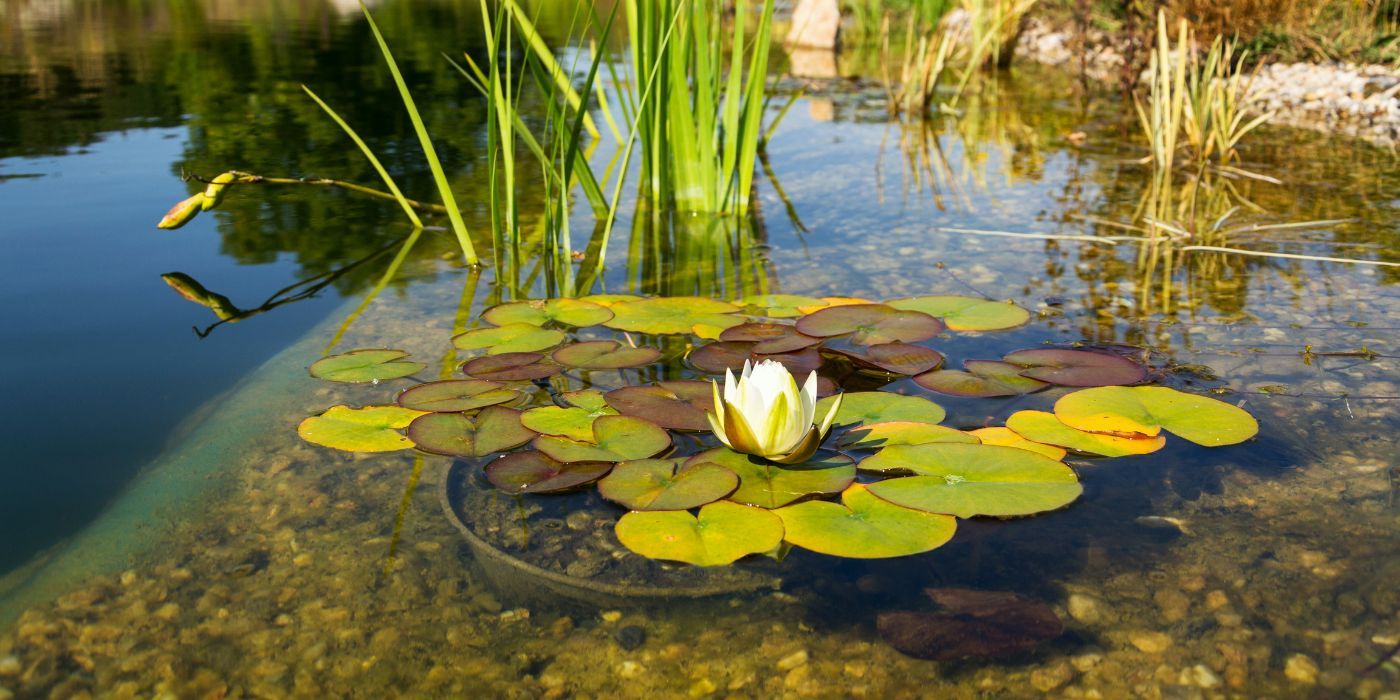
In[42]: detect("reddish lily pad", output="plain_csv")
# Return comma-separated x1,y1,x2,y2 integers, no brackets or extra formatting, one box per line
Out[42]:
685,448,856,509
452,323,565,355
396,380,519,412
878,588,1062,661
309,349,424,383
913,360,1049,397
835,342,945,375
887,296,1031,331
1003,348,1146,387
461,352,562,381
405,406,536,458
551,340,662,370
839,421,978,452
485,452,612,494
615,501,785,567
795,304,944,346
775,483,957,558
719,322,822,354
534,415,672,463
604,383,713,431
688,341,824,376
481,298,614,328
598,459,740,510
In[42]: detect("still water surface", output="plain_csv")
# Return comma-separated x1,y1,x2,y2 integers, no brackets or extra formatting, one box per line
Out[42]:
1,1,1397,696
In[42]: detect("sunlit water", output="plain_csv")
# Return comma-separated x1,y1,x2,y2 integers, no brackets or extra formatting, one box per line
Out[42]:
1,2,1397,697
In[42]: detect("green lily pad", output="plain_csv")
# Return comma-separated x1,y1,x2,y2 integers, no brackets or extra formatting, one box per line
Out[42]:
1003,349,1146,387
452,323,566,355
718,322,822,354
839,421,978,452
604,383,713,431
1004,410,1165,457
481,298,614,328
816,392,946,427
309,349,424,383
534,415,672,462
615,501,785,567
297,405,426,452
461,352,562,381
598,459,740,510
796,303,944,346
736,294,829,318
519,399,619,442
685,448,856,509
775,483,957,558
550,340,662,369
1053,386,1259,446
913,360,1050,397
405,406,536,458
578,293,644,307
688,341,824,376
968,427,1067,460
887,296,1030,331
863,443,1082,518
603,297,741,335
396,380,519,412
484,452,612,494
835,342,945,375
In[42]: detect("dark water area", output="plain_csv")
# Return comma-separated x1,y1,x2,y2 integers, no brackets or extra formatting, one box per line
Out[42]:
1,1,1398,697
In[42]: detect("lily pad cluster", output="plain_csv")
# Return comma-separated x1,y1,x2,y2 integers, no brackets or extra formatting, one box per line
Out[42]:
298,293,1258,567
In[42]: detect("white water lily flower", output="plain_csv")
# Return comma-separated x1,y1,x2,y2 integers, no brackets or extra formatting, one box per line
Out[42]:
708,359,843,464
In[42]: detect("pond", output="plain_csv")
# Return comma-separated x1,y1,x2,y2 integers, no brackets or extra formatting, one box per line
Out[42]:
1,1,1398,697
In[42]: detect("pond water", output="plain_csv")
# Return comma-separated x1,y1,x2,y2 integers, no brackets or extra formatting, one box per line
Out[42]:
2,1,1398,697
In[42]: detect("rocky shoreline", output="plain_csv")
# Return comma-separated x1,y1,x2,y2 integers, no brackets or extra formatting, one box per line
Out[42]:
1015,19,1400,147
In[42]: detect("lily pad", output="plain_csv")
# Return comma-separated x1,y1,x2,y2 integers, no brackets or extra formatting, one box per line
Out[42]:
520,398,619,442
484,452,612,494
550,340,661,370
836,342,945,375
968,427,1067,460
598,459,740,510
878,588,1062,661
913,360,1049,397
685,448,856,509
615,501,785,567
719,322,822,354
603,297,741,335
452,323,566,355
688,342,824,376
1003,348,1146,387
863,443,1081,518
775,483,956,558
840,421,978,452
604,383,713,431
578,293,644,307
461,352,562,381
405,406,536,458
1054,386,1259,446
816,392,946,427
887,296,1031,331
534,415,672,462
1004,410,1165,457
736,294,829,318
309,349,424,383
396,380,519,412
796,303,944,346
796,296,873,314
297,405,425,452
481,298,614,328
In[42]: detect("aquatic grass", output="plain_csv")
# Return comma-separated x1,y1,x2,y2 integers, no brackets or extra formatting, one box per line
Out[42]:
1182,36,1275,166
882,13,959,116
300,87,423,228
959,0,1039,69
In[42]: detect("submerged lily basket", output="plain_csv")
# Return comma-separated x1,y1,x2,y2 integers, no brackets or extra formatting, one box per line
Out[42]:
299,293,1258,601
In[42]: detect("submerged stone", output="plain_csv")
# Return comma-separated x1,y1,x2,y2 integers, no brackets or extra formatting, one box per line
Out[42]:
877,588,1063,661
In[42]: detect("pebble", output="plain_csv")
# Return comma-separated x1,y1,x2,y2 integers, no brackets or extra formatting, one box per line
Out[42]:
1068,593,1106,625
776,650,809,671
600,610,622,623
1204,590,1229,611
1284,654,1319,684
1182,664,1221,688
1030,661,1075,692
0,657,16,677
687,677,717,697
1154,590,1190,623
1129,631,1173,654
617,660,645,679
615,625,647,651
